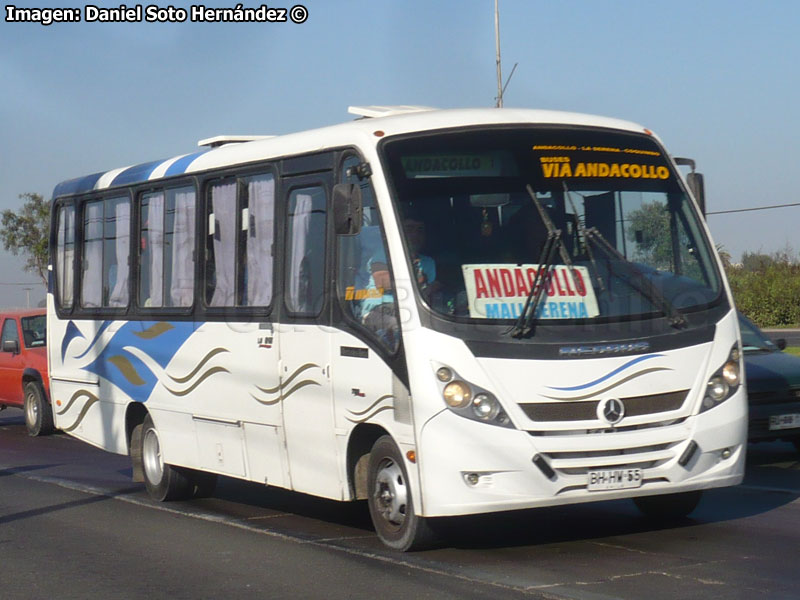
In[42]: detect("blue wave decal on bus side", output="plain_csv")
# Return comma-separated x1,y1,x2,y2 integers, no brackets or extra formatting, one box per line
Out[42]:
78,321,201,403
546,354,665,392
74,320,113,360
61,321,86,363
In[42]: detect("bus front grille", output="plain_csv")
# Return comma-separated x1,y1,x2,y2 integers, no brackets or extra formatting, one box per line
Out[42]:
519,390,688,423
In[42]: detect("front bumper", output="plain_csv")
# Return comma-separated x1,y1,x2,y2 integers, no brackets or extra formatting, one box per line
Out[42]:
417,388,747,517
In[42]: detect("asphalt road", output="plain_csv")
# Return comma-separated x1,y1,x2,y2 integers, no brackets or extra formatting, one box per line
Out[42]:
762,328,800,348
2,407,800,600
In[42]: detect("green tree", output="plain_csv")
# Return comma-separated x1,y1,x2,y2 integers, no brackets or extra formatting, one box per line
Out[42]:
0,193,50,286
626,200,672,270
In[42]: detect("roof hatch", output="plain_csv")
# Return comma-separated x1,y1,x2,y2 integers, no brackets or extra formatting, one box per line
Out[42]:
347,105,436,119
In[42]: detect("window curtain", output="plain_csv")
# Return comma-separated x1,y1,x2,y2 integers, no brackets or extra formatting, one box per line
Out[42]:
145,192,165,307
210,182,236,307
288,193,312,312
246,175,274,306
58,206,75,307
109,200,130,307
82,202,103,307
170,188,195,307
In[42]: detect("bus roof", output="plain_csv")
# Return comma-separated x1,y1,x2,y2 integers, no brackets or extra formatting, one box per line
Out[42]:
51,107,651,199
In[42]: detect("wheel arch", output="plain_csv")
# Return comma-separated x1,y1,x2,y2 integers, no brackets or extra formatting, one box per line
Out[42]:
347,423,390,500
125,402,149,483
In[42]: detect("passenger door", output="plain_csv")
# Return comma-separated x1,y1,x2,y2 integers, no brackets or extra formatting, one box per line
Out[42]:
278,177,341,498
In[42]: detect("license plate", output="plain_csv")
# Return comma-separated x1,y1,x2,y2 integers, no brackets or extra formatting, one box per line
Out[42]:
587,468,643,491
769,413,800,431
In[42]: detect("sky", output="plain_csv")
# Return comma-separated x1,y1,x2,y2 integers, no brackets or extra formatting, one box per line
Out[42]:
1,0,799,308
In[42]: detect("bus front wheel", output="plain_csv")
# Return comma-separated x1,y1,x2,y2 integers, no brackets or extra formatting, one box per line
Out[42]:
140,414,192,501
367,435,436,551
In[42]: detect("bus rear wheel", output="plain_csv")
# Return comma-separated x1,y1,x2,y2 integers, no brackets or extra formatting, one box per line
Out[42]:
366,435,436,551
633,490,703,520
140,414,192,501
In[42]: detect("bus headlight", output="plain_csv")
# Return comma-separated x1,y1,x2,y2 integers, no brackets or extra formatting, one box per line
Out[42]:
436,366,454,383
472,393,500,421
432,363,513,428
722,360,740,387
706,377,728,402
700,345,741,413
443,381,471,408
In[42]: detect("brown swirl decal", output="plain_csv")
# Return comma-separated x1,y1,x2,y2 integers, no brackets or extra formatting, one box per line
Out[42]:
58,390,100,433
167,348,230,384
132,322,175,340
345,394,395,424
108,355,147,386
57,389,98,416
255,363,318,395
164,366,230,397
346,405,394,424
251,363,321,406
347,395,394,417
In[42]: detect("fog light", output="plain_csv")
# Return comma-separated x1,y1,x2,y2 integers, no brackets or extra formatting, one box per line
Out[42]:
721,447,732,460
443,381,471,408
465,473,480,486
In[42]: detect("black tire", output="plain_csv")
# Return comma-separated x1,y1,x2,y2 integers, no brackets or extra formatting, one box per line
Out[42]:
633,490,703,520
188,470,218,499
367,435,437,551
24,381,54,437
140,414,192,501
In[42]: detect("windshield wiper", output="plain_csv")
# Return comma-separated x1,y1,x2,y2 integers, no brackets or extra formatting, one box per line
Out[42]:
563,182,605,294
508,185,580,338
582,226,688,329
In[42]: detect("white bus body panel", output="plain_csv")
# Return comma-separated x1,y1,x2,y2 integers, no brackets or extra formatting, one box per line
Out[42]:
404,310,745,517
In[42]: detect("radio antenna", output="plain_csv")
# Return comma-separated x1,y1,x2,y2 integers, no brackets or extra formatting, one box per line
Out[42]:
495,0,503,107
494,0,517,108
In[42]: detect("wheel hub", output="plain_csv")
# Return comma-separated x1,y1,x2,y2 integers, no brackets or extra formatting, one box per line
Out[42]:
142,427,164,484
374,459,407,526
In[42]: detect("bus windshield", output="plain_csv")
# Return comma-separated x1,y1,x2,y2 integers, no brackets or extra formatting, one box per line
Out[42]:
381,127,721,325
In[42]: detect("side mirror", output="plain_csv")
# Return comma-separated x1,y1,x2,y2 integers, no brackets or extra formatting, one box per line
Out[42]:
674,157,706,217
2,339,19,354
776,338,787,351
686,171,706,217
333,183,363,235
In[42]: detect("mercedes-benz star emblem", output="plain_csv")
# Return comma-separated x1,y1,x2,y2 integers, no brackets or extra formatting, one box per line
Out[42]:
600,398,625,425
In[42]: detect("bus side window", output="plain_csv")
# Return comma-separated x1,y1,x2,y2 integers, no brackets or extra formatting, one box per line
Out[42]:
242,173,275,307
81,196,129,308
285,186,327,315
206,181,237,307
140,186,195,308
337,156,399,353
55,204,75,310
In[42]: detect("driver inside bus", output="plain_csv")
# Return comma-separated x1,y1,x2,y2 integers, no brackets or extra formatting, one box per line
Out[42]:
360,216,436,341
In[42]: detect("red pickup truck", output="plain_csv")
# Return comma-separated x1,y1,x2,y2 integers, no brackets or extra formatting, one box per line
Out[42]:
0,309,53,436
